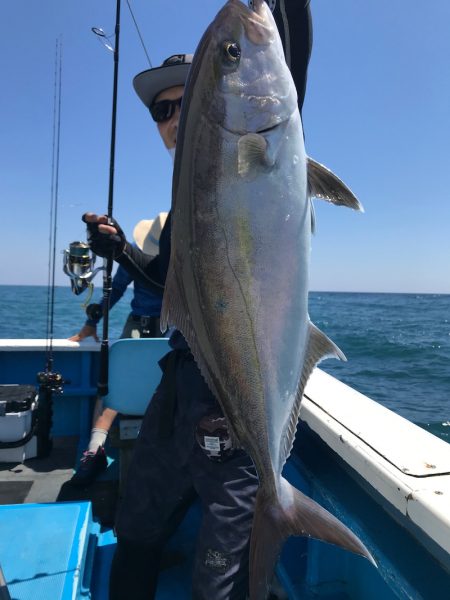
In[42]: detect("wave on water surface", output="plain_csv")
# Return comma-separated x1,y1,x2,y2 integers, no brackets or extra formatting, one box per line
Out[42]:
1,286,449,442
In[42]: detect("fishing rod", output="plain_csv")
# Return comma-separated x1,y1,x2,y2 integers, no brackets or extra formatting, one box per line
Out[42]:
0,40,65,460
40,38,64,386
63,0,122,397
97,0,122,397
36,38,64,457
45,38,63,376
63,0,152,298
63,0,153,396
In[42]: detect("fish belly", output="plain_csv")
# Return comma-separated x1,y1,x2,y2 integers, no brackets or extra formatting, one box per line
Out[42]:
175,112,310,475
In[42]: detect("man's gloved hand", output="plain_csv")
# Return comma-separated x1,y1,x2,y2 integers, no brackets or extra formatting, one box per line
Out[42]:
82,213,126,259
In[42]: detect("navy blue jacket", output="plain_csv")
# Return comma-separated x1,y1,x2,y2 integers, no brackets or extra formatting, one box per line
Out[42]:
86,245,163,327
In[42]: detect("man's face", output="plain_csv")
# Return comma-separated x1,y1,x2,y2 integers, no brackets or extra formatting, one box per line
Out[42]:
154,85,185,149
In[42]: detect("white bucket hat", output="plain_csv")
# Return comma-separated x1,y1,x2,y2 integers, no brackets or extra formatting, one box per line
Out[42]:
133,212,169,256
133,54,193,110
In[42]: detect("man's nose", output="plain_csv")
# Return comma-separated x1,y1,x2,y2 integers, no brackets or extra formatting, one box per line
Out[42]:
171,105,181,129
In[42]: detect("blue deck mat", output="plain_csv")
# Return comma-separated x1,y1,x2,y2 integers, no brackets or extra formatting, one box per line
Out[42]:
0,501,96,600
91,500,202,600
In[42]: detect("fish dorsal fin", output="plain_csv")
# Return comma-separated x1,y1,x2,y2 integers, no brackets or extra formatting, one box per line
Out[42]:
238,133,270,177
281,321,346,468
161,260,242,449
307,157,364,212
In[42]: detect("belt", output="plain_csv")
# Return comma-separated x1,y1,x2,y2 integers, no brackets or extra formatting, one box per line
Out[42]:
131,314,156,322
130,315,161,339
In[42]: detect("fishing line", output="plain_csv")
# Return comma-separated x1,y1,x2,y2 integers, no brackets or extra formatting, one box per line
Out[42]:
45,42,57,356
45,38,62,372
126,0,153,68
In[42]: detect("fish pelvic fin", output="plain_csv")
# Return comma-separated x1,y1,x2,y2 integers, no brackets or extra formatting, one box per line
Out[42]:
249,478,376,600
307,157,364,212
281,322,346,467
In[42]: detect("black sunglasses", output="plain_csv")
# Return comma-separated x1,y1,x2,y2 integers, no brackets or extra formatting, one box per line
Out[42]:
150,97,183,123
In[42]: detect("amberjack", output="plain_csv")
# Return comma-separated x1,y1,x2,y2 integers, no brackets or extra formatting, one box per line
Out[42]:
161,0,374,597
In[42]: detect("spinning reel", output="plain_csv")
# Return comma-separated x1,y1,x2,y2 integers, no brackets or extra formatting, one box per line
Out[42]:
63,241,105,298
36,369,64,394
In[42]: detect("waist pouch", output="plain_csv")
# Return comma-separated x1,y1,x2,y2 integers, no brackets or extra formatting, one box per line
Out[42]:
195,412,235,462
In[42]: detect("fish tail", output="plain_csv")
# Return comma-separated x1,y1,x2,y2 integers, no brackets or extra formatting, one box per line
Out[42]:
249,477,376,599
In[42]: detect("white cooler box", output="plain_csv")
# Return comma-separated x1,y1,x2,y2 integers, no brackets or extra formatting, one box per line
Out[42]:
0,384,38,462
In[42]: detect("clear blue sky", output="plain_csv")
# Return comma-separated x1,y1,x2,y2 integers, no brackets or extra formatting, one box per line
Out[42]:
1,0,449,293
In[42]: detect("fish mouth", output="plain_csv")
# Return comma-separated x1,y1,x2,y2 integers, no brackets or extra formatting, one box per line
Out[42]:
256,122,280,135
220,114,288,137
220,118,285,138
254,112,292,136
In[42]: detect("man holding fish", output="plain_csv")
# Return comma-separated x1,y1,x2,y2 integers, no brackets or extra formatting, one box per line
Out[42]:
83,1,373,598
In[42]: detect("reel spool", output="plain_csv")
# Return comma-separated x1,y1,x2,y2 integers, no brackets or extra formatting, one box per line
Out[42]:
63,241,104,296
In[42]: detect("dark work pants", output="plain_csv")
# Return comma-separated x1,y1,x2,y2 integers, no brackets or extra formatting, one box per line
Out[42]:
109,350,259,600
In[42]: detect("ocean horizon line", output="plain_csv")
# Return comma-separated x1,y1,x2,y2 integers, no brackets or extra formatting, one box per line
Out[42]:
1,283,449,297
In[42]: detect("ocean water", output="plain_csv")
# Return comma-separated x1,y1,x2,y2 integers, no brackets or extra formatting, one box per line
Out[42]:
308,292,450,443
1,285,449,442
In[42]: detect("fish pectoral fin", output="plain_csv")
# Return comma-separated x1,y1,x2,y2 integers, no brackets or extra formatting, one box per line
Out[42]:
307,157,364,212
249,479,376,599
238,133,271,176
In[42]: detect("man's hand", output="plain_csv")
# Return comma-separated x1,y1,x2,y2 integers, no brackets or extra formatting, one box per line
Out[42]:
68,324,99,342
82,213,126,259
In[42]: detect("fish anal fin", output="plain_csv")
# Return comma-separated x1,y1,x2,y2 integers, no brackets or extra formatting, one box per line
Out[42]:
307,157,364,212
281,322,346,467
249,479,376,600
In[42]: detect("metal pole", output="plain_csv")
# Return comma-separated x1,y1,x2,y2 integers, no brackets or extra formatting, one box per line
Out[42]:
98,0,121,397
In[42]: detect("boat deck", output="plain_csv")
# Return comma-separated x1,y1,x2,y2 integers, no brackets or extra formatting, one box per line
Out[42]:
1,340,450,599
0,435,204,600
0,436,119,526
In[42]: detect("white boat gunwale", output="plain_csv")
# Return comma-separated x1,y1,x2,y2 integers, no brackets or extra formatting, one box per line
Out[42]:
1,338,449,576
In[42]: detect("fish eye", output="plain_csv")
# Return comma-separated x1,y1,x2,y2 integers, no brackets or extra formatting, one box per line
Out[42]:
223,41,241,63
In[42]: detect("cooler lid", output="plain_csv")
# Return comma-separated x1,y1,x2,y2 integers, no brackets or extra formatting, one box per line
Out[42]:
0,384,36,415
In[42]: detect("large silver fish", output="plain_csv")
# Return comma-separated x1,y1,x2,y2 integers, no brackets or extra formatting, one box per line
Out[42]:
161,0,374,597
